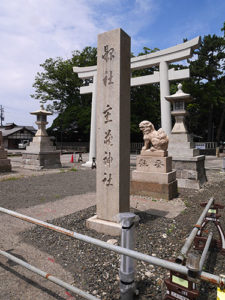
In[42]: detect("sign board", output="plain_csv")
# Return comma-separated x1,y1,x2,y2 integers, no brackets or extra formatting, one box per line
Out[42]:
217,287,225,300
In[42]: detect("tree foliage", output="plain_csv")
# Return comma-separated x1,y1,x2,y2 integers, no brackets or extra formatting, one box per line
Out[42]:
31,47,97,141
183,25,225,141
31,23,225,143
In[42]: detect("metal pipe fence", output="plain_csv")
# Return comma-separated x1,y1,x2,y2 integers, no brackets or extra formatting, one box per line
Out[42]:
177,197,214,262
0,250,98,300
0,205,223,292
199,231,213,271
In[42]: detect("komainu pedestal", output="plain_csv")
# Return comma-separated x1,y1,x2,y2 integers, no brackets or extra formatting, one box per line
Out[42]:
131,121,177,200
0,131,11,172
131,151,177,200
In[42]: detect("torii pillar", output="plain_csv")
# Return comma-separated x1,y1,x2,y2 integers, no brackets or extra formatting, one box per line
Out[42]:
160,61,171,134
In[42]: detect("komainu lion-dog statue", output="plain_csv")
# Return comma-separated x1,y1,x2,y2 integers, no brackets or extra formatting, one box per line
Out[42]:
139,120,169,152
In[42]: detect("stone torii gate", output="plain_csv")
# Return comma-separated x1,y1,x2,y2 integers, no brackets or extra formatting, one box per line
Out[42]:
73,37,200,167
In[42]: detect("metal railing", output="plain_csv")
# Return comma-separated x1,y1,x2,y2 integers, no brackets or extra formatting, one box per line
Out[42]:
177,197,214,263
0,199,225,299
0,250,98,300
130,142,143,154
195,142,218,149
55,142,89,152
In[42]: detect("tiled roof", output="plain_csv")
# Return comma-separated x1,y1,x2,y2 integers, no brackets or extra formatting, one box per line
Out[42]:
0,126,36,137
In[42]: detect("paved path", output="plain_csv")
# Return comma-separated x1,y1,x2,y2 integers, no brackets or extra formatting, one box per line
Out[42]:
0,192,95,300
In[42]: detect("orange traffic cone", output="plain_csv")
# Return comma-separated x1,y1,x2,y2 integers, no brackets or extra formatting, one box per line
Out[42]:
70,154,74,163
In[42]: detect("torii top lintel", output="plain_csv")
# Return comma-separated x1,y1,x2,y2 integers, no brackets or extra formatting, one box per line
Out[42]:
73,36,201,79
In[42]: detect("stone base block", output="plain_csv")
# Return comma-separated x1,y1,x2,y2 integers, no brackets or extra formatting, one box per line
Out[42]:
0,149,7,159
168,133,191,143
169,147,199,157
141,150,168,157
168,133,200,157
22,152,61,170
132,170,176,184
136,155,172,173
177,178,201,189
0,158,11,172
26,136,56,153
172,156,207,189
130,180,178,200
86,215,121,236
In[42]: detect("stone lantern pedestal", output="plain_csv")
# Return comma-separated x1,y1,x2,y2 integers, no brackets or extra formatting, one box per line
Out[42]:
22,105,61,170
0,131,11,172
165,84,206,189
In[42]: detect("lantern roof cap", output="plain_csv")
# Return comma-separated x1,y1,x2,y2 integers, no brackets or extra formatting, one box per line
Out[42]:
165,83,192,103
30,103,52,116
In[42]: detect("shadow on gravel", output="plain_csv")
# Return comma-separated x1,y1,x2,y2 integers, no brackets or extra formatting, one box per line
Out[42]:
133,210,162,224
0,262,65,300
198,248,219,300
5,249,28,267
135,278,162,299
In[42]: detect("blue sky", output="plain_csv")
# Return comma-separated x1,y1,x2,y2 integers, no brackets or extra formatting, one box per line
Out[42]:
0,0,224,127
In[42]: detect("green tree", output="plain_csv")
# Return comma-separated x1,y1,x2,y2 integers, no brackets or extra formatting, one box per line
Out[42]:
31,47,97,142
183,24,225,141
31,46,162,143
31,24,225,144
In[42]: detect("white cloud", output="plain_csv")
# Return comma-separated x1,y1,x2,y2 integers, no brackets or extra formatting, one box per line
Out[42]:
0,0,158,126
0,0,98,126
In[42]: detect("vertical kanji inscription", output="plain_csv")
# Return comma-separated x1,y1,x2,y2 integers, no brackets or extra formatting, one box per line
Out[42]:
96,28,131,222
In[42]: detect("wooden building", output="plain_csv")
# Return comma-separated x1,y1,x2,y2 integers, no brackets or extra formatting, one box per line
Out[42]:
0,123,36,149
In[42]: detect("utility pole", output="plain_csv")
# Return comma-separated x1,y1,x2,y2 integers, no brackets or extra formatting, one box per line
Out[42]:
0,105,4,127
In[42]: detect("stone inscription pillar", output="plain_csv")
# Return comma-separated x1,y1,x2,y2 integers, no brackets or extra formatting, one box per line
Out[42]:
96,28,131,222
159,61,172,135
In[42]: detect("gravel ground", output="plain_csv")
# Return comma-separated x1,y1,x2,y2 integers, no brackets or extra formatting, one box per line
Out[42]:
17,170,225,300
0,169,96,210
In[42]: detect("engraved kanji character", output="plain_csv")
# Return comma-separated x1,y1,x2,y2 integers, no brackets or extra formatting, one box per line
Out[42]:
103,71,114,86
154,160,164,168
102,172,113,186
104,129,113,146
103,151,113,167
103,104,112,123
102,45,115,62
139,159,148,167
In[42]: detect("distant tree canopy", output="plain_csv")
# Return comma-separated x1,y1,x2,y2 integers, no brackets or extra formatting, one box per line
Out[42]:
183,23,225,142
31,23,225,143
31,47,97,142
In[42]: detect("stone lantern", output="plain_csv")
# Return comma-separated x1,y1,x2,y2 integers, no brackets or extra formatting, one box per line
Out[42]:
165,84,206,189
165,83,192,134
31,104,52,138
22,103,61,169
